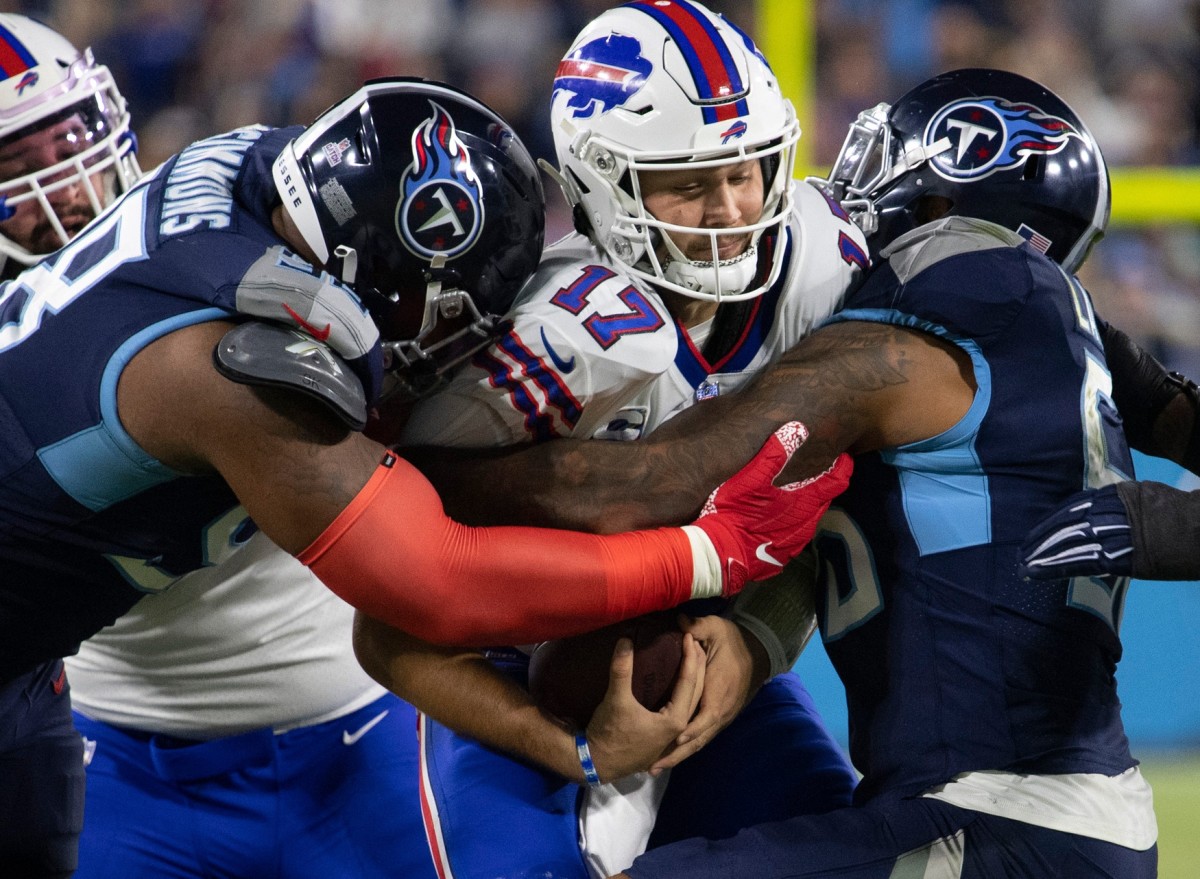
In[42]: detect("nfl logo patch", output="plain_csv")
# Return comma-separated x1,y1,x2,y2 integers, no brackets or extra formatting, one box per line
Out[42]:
1017,223,1052,255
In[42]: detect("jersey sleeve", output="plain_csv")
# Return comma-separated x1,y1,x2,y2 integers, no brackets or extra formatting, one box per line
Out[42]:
403,254,675,448
772,182,870,348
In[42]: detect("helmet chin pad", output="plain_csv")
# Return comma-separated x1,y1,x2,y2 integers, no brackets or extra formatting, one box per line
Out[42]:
662,245,759,300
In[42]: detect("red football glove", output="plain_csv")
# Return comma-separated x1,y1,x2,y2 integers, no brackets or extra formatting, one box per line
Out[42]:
688,422,852,597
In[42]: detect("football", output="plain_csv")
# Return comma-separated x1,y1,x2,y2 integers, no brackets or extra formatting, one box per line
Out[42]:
527,610,686,729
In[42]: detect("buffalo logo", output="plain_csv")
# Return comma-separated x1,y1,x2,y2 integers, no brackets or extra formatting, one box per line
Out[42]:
924,96,1081,181
553,33,652,119
14,70,36,95
720,120,748,143
397,102,483,260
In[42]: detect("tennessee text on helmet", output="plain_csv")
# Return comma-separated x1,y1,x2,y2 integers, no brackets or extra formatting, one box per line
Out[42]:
272,76,544,395
813,67,1110,273
0,14,140,265
547,0,799,303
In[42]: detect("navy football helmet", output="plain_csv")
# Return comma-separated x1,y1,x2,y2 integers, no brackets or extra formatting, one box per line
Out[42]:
272,77,545,389
815,68,1109,271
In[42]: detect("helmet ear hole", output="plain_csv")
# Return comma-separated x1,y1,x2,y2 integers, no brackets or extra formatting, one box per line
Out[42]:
915,195,953,225
572,203,593,237
1023,154,1044,182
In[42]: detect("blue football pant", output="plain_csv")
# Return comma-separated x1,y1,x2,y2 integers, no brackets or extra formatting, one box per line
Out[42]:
73,692,436,879
0,659,85,879
626,793,1158,878
421,672,857,879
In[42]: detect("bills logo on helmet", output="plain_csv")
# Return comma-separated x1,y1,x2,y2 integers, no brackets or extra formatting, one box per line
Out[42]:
924,96,1081,181
0,23,36,83
15,70,36,95
720,120,747,143
553,33,652,119
396,102,483,260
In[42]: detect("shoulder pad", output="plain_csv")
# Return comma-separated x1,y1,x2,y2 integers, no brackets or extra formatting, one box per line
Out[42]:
213,321,367,430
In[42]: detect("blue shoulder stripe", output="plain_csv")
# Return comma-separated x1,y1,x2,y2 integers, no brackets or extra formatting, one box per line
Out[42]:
831,306,995,555
37,308,228,511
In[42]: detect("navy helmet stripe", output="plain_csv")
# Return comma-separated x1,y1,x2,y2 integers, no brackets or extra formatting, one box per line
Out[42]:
624,0,748,123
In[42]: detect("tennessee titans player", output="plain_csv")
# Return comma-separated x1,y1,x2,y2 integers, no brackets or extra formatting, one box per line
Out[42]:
413,68,1160,878
0,72,850,877
0,17,433,879
356,3,865,877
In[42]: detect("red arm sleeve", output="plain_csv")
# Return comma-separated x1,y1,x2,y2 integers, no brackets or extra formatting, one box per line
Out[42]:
298,452,695,645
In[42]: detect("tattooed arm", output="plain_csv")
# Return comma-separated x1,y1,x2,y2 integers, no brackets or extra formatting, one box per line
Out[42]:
407,320,977,532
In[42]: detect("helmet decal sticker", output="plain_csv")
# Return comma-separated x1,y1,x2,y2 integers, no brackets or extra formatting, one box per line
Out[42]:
318,178,356,226
396,101,483,259
553,33,652,120
1016,223,1052,255
0,24,36,80
322,137,352,167
626,0,748,123
720,120,747,143
924,96,1081,181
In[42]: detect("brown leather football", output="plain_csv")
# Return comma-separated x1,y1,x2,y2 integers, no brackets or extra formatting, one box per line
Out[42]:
527,610,685,729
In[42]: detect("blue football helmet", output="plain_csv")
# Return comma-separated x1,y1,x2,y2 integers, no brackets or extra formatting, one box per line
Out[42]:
273,77,545,390
815,67,1110,271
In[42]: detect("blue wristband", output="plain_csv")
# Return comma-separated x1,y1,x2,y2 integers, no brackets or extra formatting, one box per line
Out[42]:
575,731,602,788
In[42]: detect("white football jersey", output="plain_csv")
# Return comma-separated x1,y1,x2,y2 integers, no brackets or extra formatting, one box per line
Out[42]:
403,180,868,449
66,530,385,737
404,180,867,877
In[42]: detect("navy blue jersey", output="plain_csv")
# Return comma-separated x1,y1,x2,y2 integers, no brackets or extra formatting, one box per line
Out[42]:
0,124,339,685
814,218,1136,803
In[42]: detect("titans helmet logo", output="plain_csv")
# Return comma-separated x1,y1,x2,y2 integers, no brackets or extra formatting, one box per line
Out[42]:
396,102,484,260
553,33,653,119
924,96,1081,181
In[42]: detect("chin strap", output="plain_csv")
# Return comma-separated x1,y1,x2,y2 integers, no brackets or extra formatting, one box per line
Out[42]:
662,246,759,301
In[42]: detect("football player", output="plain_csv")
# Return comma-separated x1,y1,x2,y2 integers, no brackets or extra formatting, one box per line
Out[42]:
408,68,1161,877
0,15,436,879
0,71,849,877
355,3,868,876
0,17,140,282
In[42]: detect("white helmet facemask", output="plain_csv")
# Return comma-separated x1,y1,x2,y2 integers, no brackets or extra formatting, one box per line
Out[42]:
0,15,140,267
547,0,799,303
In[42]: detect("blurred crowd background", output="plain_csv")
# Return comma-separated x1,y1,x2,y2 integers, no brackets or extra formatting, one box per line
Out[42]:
9,0,1200,372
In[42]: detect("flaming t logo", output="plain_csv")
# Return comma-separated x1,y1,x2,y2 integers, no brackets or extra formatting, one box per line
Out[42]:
396,102,484,259
924,96,1081,181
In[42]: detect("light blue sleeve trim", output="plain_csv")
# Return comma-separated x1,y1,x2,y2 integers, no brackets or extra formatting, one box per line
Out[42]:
37,307,230,511
830,307,993,555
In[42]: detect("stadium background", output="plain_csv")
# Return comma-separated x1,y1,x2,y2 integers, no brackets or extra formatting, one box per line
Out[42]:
14,0,1199,873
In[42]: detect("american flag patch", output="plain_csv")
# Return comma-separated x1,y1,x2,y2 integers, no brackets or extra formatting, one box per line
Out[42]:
1017,223,1052,255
